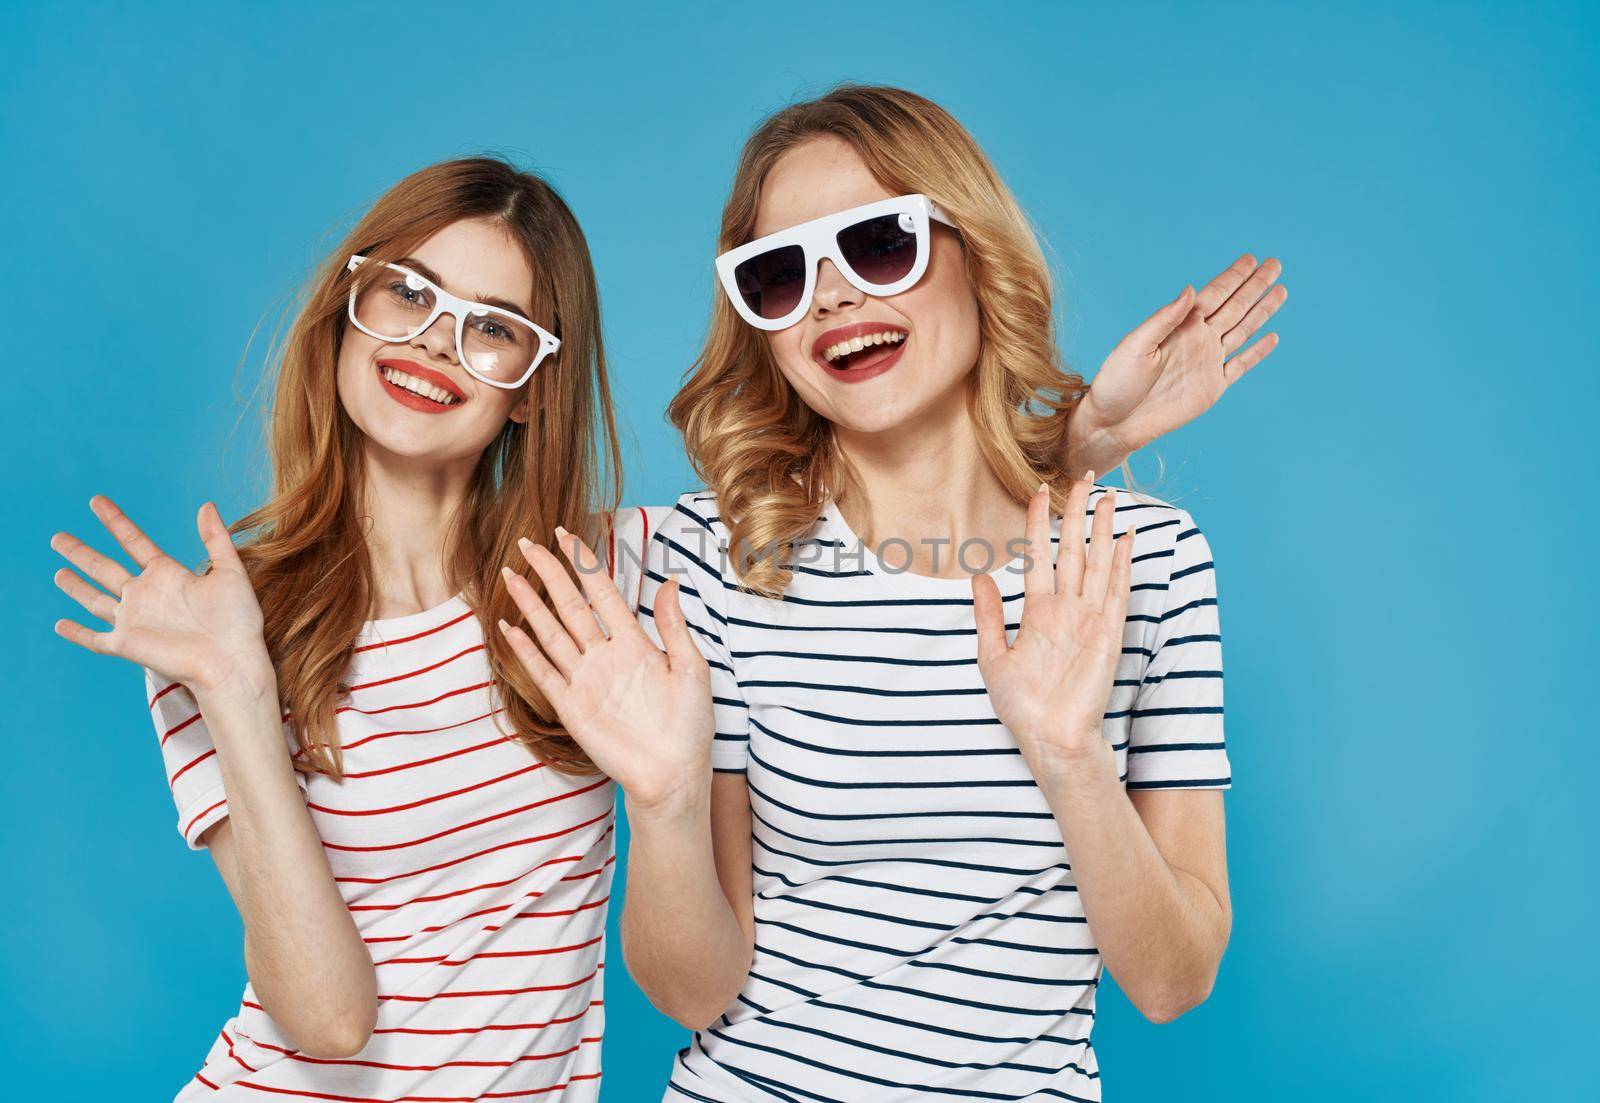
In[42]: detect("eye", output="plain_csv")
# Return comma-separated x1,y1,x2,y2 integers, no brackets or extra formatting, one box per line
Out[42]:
385,279,432,309
470,312,521,346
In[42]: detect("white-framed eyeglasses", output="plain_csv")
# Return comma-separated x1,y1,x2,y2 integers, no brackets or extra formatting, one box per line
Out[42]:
714,193,956,331
345,254,560,389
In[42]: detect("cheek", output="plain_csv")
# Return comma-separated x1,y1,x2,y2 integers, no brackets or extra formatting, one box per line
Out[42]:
916,269,981,381
335,333,377,407
766,333,827,409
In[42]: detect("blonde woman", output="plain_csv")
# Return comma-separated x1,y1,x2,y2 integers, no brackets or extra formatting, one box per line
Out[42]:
49,158,652,1100
502,86,1284,1101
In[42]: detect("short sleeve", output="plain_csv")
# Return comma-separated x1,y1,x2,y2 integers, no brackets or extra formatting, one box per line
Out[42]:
1126,510,1232,790
143,667,308,849
636,497,751,773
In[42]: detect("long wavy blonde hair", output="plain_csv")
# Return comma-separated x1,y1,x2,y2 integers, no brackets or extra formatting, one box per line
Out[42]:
229,157,620,778
669,84,1086,595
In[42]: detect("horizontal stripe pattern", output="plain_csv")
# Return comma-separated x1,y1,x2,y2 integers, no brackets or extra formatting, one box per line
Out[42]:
641,490,1229,1103
146,508,663,1103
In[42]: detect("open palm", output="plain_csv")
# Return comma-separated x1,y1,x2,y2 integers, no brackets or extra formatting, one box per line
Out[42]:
1076,254,1287,464
973,475,1134,776
498,529,714,809
51,495,271,693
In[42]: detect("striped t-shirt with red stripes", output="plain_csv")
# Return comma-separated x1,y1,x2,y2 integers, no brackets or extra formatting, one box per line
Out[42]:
145,509,659,1102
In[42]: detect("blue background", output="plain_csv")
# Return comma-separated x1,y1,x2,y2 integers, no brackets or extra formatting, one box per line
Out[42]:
4,1,1595,1099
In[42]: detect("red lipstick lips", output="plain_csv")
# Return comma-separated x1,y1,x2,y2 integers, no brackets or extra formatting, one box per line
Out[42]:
812,321,909,384
376,359,467,413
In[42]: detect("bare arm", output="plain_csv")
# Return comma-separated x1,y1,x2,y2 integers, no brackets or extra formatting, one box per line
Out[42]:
51,496,376,1057
1032,744,1231,1022
972,474,1231,1023
621,773,755,1028
495,529,755,1032
195,678,378,1056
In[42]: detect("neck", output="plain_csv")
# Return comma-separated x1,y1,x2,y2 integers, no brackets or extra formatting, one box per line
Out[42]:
832,390,1026,579
358,442,476,619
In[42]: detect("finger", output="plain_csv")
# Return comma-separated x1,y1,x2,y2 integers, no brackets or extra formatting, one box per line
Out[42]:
501,566,583,678
1206,257,1282,334
1102,528,1136,632
654,580,705,673
53,617,114,656
1023,482,1055,597
1055,470,1095,593
553,526,634,633
49,531,133,596
53,566,118,624
1220,282,1288,357
1223,332,1281,385
197,502,246,569
971,573,1009,669
89,495,167,571
1193,253,1259,318
1117,284,1194,356
1081,490,1118,606
497,617,568,701
521,541,605,650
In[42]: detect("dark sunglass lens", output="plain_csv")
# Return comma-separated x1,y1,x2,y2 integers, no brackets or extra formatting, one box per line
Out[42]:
734,244,807,320
837,214,918,286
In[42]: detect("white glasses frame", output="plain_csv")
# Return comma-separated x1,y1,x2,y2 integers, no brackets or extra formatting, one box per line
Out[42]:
345,254,561,389
714,193,956,331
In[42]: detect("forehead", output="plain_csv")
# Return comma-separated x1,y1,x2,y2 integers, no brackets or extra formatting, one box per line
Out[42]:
754,136,896,238
409,217,536,314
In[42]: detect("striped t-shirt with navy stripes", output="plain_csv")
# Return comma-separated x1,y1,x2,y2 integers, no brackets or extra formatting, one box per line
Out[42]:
638,487,1230,1103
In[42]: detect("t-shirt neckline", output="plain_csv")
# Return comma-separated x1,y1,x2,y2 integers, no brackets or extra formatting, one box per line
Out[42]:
357,591,472,640
819,498,1047,594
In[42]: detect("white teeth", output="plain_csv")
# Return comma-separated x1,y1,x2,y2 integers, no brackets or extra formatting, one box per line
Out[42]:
381,366,459,405
822,330,907,363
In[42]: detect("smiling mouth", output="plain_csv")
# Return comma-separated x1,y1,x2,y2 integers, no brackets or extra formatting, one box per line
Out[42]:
378,363,464,407
819,329,908,372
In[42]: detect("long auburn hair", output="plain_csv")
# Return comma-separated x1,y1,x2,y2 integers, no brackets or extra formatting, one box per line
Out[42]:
669,84,1087,595
230,156,620,778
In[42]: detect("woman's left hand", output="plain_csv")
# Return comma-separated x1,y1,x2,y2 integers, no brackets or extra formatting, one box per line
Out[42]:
973,474,1134,783
1067,254,1287,475
497,528,715,814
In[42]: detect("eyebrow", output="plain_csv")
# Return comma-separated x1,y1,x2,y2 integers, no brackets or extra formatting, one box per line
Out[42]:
397,256,535,319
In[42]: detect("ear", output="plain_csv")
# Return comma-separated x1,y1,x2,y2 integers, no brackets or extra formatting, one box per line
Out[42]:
508,396,530,425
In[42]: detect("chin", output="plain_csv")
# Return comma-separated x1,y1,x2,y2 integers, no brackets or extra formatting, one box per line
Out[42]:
826,408,913,437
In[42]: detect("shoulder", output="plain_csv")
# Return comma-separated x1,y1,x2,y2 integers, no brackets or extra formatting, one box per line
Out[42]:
1099,486,1206,542
606,504,674,564
1098,486,1214,581
650,491,732,558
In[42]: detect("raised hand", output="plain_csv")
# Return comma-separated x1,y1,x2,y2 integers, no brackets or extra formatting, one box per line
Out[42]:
972,474,1134,781
51,496,274,694
1068,254,1287,473
497,528,714,810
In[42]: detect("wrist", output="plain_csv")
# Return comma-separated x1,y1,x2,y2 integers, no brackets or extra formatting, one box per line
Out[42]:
1019,726,1119,790
192,655,278,710
623,773,712,826
1062,398,1110,473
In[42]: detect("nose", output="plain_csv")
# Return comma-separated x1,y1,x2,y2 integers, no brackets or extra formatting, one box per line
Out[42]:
410,310,460,365
810,259,861,318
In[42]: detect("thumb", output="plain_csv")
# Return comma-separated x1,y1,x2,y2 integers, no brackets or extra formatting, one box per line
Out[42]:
196,502,244,569
1122,284,1194,355
972,574,1009,669
655,580,705,673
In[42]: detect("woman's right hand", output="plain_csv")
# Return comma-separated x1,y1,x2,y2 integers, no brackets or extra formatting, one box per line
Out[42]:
497,527,715,815
51,495,274,697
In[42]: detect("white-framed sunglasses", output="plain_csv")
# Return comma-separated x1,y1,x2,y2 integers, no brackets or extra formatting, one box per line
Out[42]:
714,193,956,331
345,254,560,389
